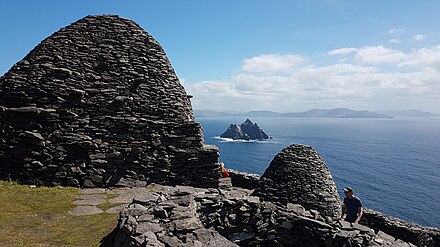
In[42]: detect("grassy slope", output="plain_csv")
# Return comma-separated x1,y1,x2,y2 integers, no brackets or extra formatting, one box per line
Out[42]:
0,181,118,247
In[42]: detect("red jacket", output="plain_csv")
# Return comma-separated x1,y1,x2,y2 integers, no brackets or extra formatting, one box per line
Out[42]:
222,168,230,177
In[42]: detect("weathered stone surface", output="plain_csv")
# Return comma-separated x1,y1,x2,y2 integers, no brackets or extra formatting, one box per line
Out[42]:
102,187,238,247
69,205,104,215
220,119,269,140
0,15,220,188
252,144,342,221
227,169,259,190
102,185,418,247
361,208,440,247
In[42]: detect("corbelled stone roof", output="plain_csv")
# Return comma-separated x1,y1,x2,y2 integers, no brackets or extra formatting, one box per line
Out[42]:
0,15,193,122
0,15,220,187
252,144,341,221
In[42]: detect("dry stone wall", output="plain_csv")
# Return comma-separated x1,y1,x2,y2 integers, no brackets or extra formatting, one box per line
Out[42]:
360,208,440,247
227,169,260,190
102,184,417,247
252,144,342,222
0,15,220,187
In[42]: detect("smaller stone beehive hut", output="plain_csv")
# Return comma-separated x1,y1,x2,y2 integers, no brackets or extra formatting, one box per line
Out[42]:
0,15,219,188
252,144,341,220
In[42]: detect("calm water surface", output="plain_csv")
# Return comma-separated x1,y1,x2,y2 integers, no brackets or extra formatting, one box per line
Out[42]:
196,116,440,227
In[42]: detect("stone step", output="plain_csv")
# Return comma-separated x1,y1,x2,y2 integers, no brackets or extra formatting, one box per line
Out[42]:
218,177,232,190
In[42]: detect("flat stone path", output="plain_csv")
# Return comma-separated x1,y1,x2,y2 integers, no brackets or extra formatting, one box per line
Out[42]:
68,186,155,216
68,180,234,216
69,205,104,215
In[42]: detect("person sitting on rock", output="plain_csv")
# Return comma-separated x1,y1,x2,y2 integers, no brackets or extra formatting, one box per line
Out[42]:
220,162,230,177
342,187,363,224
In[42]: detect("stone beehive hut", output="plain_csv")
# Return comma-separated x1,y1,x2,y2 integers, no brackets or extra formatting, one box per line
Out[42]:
252,144,341,220
0,15,220,187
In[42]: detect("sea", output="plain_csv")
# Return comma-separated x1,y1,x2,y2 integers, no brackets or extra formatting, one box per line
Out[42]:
196,116,440,228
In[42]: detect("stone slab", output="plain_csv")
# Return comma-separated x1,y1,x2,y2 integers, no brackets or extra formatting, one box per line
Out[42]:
69,205,104,215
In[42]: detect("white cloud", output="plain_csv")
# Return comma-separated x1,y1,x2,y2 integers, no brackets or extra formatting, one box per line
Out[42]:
399,45,440,71
241,54,305,73
184,46,440,113
388,28,403,34
327,48,358,56
413,34,427,41
185,75,297,111
355,45,406,65
389,39,401,44
304,64,377,75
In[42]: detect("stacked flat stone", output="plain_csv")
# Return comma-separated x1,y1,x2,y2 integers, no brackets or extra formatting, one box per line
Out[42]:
360,208,440,246
0,15,219,187
227,169,260,190
252,144,341,221
102,187,238,247
104,184,418,247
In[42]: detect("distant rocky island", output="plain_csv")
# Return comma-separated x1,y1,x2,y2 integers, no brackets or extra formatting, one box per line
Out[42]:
220,119,269,140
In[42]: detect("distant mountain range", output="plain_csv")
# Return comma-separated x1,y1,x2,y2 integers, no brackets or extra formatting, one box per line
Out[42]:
194,108,440,118
373,109,439,117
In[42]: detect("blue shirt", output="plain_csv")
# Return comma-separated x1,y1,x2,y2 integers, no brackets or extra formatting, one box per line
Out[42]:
344,196,362,223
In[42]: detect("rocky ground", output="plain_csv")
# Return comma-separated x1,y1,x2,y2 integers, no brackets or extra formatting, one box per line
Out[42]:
69,178,233,216
99,181,423,247
69,187,149,216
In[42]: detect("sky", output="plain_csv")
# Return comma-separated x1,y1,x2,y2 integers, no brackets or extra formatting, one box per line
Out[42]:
1,1,440,113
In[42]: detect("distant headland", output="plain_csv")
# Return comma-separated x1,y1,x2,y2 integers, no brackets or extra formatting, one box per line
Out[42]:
195,108,440,118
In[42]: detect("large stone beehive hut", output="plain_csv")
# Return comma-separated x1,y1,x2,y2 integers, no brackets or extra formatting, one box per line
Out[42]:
0,15,220,187
252,144,341,220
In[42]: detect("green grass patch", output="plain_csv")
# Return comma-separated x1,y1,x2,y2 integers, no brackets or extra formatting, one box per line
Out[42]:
95,193,125,211
0,181,118,247
105,193,119,200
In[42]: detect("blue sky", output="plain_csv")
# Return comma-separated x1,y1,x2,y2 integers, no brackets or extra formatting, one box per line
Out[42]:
1,1,440,113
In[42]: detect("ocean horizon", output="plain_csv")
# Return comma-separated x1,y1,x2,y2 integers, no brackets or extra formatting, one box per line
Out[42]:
196,116,440,228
